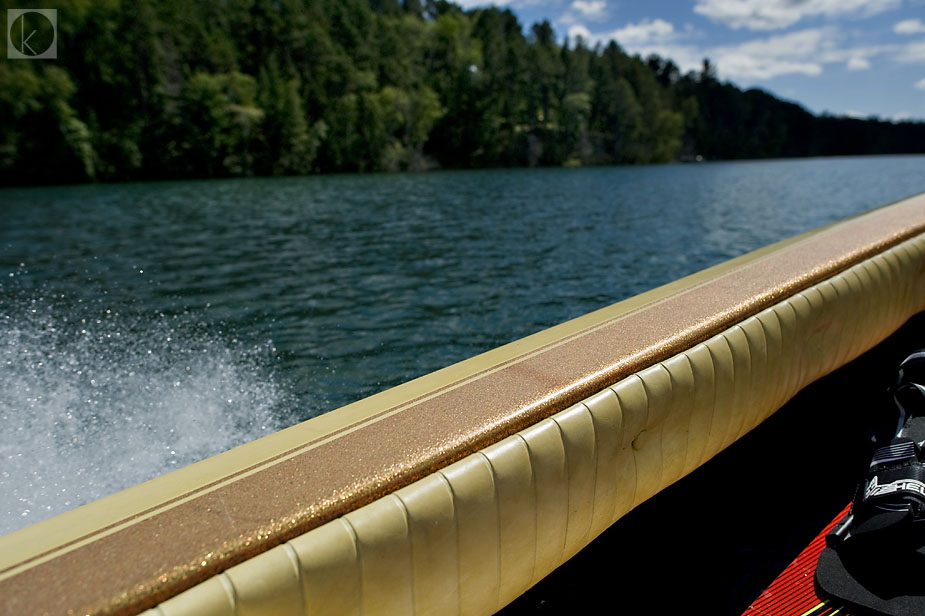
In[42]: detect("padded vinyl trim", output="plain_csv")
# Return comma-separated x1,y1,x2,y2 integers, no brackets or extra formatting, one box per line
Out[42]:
145,232,925,615
6,195,925,616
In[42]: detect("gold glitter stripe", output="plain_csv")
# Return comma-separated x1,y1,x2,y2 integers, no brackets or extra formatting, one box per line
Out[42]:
1,193,924,616
150,230,925,616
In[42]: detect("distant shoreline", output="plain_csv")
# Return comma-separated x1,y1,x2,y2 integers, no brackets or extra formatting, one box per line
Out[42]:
3,1,923,187
5,151,925,190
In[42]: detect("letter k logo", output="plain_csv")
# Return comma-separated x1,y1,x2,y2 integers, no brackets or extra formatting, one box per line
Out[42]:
7,9,57,60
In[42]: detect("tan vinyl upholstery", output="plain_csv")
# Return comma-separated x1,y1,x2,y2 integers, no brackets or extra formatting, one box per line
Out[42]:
4,194,925,615
143,228,925,615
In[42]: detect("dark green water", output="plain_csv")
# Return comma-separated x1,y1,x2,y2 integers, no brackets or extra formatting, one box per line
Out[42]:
2,156,924,533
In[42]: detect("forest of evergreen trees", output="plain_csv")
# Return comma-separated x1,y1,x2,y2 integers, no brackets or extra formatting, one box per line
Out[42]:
3,0,924,185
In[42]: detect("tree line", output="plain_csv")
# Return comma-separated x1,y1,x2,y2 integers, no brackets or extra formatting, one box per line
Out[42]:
2,0,923,185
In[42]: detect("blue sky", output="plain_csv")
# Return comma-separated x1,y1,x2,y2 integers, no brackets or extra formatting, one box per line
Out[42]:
454,0,925,121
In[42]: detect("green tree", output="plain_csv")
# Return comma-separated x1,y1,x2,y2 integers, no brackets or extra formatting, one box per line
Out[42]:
526,20,563,128
2,0,923,184
376,85,444,170
177,72,264,176
423,11,484,166
0,64,95,183
258,62,325,174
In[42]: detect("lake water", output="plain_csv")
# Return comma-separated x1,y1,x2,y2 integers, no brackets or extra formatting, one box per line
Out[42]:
2,156,924,535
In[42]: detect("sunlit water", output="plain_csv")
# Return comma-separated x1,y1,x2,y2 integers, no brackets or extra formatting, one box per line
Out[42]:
2,156,924,535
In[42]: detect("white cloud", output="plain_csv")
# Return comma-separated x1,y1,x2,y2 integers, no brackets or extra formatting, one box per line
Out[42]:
712,30,899,78
894,18,925,34
898,42,925,63
715,55,823,79
621,43,705,73
612,18,675,45
585,22,903,81
451,0,512,7
736,28,827,57
567,18,675,47
572,20,904,81
451,0,558,8
892,111,913,121
694,0,901,31
608,30,827,79
915,78,925,90
709,28,827,78
568,23,595,43
818,43,895,65
843,110,866,118
571,0,606,19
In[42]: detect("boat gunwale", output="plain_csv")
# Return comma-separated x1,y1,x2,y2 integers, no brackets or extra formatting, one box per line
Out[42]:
3,192,925,616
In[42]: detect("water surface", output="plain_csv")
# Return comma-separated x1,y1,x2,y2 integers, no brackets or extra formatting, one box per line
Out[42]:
2,156,924,534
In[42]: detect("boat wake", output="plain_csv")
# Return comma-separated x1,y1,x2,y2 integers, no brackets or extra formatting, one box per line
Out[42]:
0,295,289,536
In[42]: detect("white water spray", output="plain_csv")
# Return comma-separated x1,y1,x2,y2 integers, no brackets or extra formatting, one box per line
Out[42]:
1,296,288,536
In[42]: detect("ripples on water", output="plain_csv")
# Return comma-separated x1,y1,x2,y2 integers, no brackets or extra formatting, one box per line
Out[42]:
2,156,924,534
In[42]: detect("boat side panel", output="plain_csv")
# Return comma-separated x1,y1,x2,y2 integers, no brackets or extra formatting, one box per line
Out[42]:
147,231,925,616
